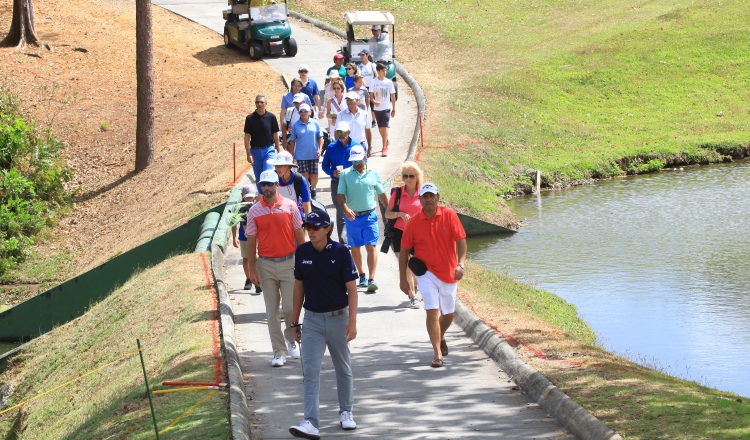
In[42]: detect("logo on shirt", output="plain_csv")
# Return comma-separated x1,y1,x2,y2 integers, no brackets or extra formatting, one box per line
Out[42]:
331,260,336,264
302,260,313,265
326,244,332,249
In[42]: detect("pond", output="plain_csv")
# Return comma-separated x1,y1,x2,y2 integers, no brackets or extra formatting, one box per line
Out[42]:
467,160,750,397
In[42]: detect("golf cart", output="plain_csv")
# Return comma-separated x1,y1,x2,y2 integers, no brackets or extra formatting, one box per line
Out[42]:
341,11,396,80
223,0,297,60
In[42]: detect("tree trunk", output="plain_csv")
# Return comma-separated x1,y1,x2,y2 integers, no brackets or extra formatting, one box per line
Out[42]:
134,0,154,172
1,0,40,48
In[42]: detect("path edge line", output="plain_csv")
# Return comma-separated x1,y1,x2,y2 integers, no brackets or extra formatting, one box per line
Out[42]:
454,300,623,440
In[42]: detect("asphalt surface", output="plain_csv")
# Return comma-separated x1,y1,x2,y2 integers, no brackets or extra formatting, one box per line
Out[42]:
152,1,572,438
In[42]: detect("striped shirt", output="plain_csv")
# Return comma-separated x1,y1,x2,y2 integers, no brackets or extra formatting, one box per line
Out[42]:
245,196,303,258
337,166,384,212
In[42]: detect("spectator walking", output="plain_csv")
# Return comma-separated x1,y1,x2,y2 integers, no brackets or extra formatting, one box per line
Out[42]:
369,63,396,157
280,77,312,127
349,74,370,112
399,183,467,368
298,64,323,119
384,161,425,308
282,93,306,152
357,49,375,88
336,91,372,158
269,150,312,221
326,80,346,131
337,145,388,292
344,62,358,90
326,53,347,78
244,94,280,192
289,210,359,439
321,121,360,245
245,170,307,367
288,104,324,199
232,184,262,294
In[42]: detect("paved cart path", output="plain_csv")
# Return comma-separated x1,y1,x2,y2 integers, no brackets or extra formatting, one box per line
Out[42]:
152,1,571,438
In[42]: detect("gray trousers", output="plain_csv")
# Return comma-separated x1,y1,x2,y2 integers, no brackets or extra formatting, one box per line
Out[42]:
301,308,353,429
330,179,347,245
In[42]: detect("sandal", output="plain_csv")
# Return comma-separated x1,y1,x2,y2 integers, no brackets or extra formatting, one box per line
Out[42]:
430,358,443,368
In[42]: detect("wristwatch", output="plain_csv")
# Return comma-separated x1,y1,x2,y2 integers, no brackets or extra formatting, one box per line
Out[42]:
457,263,465,269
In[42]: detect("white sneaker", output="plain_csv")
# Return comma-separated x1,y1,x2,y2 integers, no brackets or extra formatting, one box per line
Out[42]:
409,297,420,309
289,420,320,439
339,411,357,430
286,339,300,359
271,355,286,367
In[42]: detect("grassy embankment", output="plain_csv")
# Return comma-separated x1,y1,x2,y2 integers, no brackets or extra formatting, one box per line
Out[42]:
296,0,750,217
0,253,230,439
294,1,750,438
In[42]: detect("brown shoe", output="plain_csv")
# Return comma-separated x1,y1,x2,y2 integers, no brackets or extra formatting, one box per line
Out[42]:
431,358,443,368
440,339,448,356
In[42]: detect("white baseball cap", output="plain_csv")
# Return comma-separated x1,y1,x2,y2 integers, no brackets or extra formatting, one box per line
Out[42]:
345,91,359,100
268,151,297,167
299,103,311,113
298,64,309,72
258,170,279,184
328,70,341,78
348,145,366,162
419,182,439,196
335,121,350,132
293,93,306,103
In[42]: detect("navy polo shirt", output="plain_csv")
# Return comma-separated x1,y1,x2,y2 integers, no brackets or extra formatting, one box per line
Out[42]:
294,239,358,313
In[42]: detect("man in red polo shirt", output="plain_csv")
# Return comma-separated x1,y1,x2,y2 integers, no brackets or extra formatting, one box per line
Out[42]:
246,169,307,367
399,182,467,368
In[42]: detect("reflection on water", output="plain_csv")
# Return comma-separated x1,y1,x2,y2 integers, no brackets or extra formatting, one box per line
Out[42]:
467,160,750,397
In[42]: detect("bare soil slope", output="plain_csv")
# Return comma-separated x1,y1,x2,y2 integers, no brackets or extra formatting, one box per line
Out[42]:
1,0,285,304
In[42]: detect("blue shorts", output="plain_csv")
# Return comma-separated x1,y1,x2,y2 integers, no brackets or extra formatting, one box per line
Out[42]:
344,211,379,247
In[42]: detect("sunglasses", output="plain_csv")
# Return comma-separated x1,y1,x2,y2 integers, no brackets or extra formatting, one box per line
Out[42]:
305,224,329,231
351,159,364,164
335,130,348,134
259,182,275,187
255,101,266,104
402,174,416,179
346,68,354,71
299,70,308,73
299,110,309,113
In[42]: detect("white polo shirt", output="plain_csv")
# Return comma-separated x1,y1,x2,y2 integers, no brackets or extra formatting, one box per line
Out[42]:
336,107,372,146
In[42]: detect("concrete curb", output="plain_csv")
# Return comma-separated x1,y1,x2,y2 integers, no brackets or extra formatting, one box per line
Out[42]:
211,245,251,440
454,301,623,440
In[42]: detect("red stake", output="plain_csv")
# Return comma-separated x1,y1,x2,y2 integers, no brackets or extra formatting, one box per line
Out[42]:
233,142,237,183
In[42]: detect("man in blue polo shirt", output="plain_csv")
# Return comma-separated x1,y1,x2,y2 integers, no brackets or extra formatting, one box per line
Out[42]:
290,210,359,439
321,121,360,245
338,145,388,293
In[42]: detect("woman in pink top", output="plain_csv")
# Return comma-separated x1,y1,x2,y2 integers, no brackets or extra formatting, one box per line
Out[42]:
384,161,425,308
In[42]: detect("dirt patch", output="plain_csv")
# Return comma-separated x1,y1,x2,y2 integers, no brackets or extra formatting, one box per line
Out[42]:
1,0,285,303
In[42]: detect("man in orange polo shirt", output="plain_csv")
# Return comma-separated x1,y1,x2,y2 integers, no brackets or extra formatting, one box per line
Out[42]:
399,182,467,368
246,169,307,367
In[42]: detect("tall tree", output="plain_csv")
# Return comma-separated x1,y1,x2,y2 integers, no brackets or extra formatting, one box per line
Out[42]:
135,0,154,172
1,0,40,48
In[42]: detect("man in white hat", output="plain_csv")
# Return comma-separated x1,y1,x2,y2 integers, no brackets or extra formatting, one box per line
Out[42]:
298,64,323,119
321,121,361,245
399,182,467,368
282,93,307,151
288,103,324,199
245,169,306,367
268,150,312,221
337,91,373,157
337,145,388,292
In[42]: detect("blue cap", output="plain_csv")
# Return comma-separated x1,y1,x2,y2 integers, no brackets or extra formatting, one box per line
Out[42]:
304,210,331,227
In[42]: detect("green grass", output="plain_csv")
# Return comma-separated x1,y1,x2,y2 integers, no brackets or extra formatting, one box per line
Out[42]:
296,0,750,215
0,253,230,439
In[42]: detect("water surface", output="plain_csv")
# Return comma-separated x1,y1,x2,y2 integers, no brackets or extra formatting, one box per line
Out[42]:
467,160,750,397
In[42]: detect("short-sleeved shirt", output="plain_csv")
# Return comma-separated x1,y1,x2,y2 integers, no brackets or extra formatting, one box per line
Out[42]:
245,196,303,258
349,86,369,110
327,65,347,78
369,78,396,112
289,118,323,160
300,79,320,106
401,206,467,284
280,92,311,112
337,167,384,212
357,62,375,89
321,139,360,181
294,239,359,313
336,108,371,145
244,111,280,148
277,171,311,219
387,187,422,231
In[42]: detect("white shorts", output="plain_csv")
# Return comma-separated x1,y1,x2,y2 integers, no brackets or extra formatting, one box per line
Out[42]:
416,270,458,314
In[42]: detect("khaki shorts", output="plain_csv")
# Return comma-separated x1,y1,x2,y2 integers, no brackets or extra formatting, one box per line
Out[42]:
240,239,249,259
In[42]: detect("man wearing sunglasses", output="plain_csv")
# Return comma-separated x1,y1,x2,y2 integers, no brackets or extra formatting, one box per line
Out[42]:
321,121,361,245
244,94,281,193
245,170,307,368
297,64,323,119
289,210,359,438
337,145,388,292
336,91,373,158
